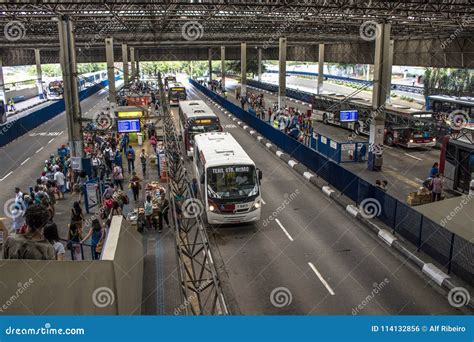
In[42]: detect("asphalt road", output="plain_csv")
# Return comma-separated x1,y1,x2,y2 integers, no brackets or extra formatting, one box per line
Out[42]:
183,82,470,315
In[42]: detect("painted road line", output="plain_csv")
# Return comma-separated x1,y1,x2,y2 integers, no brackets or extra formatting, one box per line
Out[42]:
384,169,421,189
388,165,398,171
415,177,424,183
308,262,335,296
59,130,64,135
0,171,13,182
404,153,422,161
275,218,294,242
35,147,44,153
20,157,31,166
48,138,55,144
261,199,266,205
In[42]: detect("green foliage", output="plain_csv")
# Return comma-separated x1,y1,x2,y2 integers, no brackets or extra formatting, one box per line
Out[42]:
423,68,473,96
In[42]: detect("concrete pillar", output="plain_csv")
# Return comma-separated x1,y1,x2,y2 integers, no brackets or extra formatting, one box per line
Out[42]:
220,46,225,90
386,40,394,102
241,42,247,97
130,47,136,80
208,48,212,83
278,37,287,109
105,37,116,111
368,23,392,171
0,56,5,103
34,49,44,99
317,44,324,95
257,47,262,82
365,64,370,81
58,17,83,157
122,43,129,85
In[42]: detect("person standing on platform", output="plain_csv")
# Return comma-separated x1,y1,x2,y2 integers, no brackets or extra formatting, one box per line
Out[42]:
129,172,142,202
126,145,136,174
140,149,148,178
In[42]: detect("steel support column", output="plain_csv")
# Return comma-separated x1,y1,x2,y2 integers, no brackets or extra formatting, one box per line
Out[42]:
58,17,83,157
368,23,391,171
122,43,129,85
278,37,287,109
0,56,5,103
317,44,324,95
257,47,262,82
220,46,225,90
208,48,212,83
240,43,247,98
105,37,116,112
34,49,44,99
130,47,136,80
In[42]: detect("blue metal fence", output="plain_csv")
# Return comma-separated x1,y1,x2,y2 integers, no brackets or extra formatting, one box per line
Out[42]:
191,79,473,285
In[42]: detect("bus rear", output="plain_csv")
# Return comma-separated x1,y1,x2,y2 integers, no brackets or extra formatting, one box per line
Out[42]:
194,132,262,225
168,83,186,105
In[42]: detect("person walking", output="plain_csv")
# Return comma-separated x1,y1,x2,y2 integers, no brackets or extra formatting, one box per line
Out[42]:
129,172,142,202
157,192,169,232
112,163,124,190
140,149,148,178
144,195,154,230
431,173,443,202
53,168,66,199
67,222,83,260
150,135,157,154
81,219,106,260
126,145,136,173
70,201,84,232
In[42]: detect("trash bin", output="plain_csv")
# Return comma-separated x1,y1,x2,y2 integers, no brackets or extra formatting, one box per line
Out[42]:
137,133,143,146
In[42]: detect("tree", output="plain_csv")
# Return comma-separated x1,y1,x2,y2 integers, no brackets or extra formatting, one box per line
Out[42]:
423,68,473,97
225,59,266,77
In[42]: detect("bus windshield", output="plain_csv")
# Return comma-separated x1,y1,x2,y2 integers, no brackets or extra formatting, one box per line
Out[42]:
188,119,220,135
170,88,186,99
207,165,258,199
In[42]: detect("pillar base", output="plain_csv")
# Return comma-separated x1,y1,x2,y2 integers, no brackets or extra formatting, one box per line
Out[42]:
367,151,383,171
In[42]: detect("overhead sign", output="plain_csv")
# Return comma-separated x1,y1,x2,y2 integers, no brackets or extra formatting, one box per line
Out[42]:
70,157,82,171
340,110,358,122
117,111,143,118
117,119,141,133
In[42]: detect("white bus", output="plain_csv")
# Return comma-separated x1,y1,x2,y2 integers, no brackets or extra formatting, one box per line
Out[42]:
168,82,186,106
193,132,263,225
178,100,222,157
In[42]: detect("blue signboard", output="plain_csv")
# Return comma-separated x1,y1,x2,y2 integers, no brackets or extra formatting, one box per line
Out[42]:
117,119,141,133
340,110,358,122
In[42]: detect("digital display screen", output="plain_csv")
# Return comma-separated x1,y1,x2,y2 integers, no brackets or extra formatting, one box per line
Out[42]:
195,119,212,124
340,110,358,122
171,87,185,92
117,119,141,133
117,111,143,118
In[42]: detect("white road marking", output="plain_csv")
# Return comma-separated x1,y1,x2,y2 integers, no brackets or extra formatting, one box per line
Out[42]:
48,138,55,144
388,165,398,171
308,262,335,296
20,157,31,166
415,177,424,183
275,219,294,241
404,153,422,161
0,171,13,181
261,199,266,205
35,147,44,153
59,130,64,135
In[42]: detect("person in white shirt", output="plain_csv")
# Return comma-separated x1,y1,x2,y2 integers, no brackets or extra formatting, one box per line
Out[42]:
54,170,66,199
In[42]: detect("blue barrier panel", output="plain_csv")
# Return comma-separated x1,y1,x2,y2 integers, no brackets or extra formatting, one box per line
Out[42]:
357,178,372,206
394,202,422,246
420,217,453,266
451,235,474,284
334,167,359,202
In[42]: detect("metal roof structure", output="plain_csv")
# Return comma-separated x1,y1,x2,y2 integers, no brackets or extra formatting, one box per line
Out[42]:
1,0,473,49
